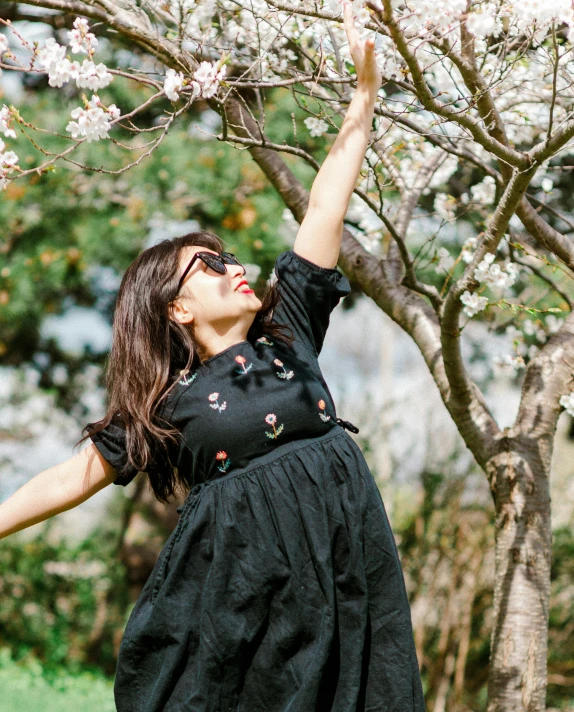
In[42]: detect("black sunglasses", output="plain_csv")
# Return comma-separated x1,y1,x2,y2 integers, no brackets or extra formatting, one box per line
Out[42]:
175,251,246,294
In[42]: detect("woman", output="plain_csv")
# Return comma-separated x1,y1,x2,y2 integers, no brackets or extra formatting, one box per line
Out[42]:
0,4,425,710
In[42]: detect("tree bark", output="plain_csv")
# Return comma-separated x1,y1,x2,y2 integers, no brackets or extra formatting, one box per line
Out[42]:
485,440,552,712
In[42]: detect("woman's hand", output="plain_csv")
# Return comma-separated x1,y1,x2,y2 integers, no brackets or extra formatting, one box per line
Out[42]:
342,0,382,90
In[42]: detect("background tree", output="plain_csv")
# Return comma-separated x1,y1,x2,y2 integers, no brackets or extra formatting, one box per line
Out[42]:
2,1,574,709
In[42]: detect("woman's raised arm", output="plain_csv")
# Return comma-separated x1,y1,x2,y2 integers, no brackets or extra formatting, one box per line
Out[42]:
293,0,382,270
0,443,117,540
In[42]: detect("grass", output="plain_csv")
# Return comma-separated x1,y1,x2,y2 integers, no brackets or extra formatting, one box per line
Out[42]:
0,648,115,712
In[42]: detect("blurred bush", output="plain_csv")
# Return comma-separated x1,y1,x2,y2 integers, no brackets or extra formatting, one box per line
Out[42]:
0,525,130,677
398,467,574,711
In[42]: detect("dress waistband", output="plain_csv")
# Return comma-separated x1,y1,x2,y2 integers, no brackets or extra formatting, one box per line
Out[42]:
176,420,358,514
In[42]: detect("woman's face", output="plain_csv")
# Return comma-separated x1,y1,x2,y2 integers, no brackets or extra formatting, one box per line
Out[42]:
170,246,262,330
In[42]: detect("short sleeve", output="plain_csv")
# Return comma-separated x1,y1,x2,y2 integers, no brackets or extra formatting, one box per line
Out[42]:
87,414,139,487
272,249,351,356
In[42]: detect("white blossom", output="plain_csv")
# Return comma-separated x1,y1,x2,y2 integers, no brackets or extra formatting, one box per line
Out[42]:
559,392,574,417
51,59,81,88
325,0,342,13
0,138,19,191
540,177,553,193
0,35,8,54
1,150,18,168
304,117,329,137
466,3,503,38
193,61,226,99
0,105,16,139
36,38,66,70
36,37,112,90
516,340,528,357
164,68,186,101
66,95,119,142
492,354,525,375
76,59,113,91
36,38,80,88
67,17,99,56
461,236,478,264
470,175,496,205
435,247,455,273
473,253,518,289
545,314,564,334
460,290,488,317
36,38,78,87
354,6,371,26
434,193,456,221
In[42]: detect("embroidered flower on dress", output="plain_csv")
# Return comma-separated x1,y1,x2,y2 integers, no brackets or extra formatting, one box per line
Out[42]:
264,412,284,439
318,399,331,422
273,358,294,380
256,336,274,346
215,450,231,472
208,392,227,413
178,370,197,386
234,354,253,375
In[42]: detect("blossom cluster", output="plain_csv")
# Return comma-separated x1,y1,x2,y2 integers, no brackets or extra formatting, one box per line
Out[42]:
492,353,525,375
391,0,574,45
434,193,456,222
36,38,112,90
66,95,120,142
490,313,565,378
0,106,18,190
163,61,227,102
460,291,489,318
0,105,16,139
459,251,519,318
67,16,98,56
474,253,518,290
470,176,496,206
461,237,478,264
0,137,18,190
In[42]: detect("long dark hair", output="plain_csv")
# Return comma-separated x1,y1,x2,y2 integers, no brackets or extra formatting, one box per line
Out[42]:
76,230,293,503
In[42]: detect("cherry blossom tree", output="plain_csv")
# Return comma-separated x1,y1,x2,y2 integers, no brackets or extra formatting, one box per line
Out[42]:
2,0,574,708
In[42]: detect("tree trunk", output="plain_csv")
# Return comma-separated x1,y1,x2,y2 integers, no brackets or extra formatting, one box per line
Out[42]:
486,440,552,712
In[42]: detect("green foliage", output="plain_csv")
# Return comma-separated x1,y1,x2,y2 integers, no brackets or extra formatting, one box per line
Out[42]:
548,526,574,707
0,647,115,712
0,84,298,378
0,518,130,676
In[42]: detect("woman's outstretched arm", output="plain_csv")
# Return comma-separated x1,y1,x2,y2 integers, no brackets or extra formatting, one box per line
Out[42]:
293,0,382,270
0,444,117,540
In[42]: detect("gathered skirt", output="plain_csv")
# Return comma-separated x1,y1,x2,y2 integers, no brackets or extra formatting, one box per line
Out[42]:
114,426,426,711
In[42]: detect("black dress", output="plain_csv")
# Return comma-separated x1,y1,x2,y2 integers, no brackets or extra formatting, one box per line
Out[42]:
89,249,426,712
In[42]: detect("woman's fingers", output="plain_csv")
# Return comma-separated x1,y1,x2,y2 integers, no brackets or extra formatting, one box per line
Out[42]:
342,1,381,86
343,1,361,55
